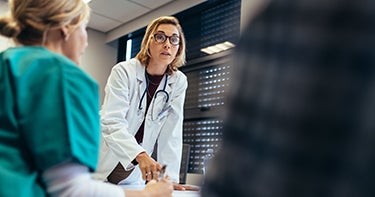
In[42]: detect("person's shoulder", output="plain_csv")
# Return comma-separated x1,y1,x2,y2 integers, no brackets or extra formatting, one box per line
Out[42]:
38,48,91,78
170,70,188,90
29,47,96,86
2,46,77,74
172,70,187,81
2,46,55,62
8,46,76,67
3,46,97,88
111,58,144,77
113,58,143,70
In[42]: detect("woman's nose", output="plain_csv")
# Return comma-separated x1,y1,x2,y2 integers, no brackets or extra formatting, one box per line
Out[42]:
163,39,171,48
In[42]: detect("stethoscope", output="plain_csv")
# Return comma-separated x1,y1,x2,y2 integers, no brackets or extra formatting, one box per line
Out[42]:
138,68,170,112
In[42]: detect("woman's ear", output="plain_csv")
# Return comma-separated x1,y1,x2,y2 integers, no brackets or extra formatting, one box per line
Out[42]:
61,26,70,41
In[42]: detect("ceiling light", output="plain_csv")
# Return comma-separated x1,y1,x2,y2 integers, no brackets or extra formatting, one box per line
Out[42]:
201,41,235,55
201,48,215,55
207,46,222,53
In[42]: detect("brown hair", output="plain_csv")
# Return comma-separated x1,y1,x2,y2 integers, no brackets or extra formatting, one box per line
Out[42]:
0,0,90,45
135,16,186,75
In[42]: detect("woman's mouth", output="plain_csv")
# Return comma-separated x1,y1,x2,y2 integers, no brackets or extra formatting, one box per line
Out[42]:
161,52,171,56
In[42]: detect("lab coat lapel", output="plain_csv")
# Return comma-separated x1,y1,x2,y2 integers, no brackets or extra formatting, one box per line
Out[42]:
136,65,147,115
165,74,174,98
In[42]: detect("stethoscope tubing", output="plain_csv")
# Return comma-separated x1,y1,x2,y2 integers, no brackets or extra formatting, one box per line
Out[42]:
138,69,169,111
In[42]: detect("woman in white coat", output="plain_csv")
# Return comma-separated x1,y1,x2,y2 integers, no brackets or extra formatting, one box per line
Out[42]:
93,16,192,190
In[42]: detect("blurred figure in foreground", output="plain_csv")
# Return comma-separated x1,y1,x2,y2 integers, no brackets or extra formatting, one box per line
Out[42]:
0,0,172,196
202,0,375,196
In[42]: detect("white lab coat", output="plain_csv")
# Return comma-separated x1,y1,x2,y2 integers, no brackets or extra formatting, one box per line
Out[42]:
92,58,187,184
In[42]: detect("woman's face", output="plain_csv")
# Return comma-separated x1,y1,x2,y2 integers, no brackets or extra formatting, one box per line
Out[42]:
148,24,180,67
63,21,88,65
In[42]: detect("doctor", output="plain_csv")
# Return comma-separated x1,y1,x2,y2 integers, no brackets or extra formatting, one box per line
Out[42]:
93,16,190,190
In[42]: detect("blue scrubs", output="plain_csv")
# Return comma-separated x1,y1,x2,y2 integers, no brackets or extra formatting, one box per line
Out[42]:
0,46,100,197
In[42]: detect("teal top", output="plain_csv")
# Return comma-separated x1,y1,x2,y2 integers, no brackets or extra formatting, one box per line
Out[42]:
0,46,100,197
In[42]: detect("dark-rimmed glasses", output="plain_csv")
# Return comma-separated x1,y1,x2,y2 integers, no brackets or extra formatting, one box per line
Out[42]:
153,33,180,46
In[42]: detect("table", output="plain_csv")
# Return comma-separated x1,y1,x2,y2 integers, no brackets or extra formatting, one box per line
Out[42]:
120,184,201,197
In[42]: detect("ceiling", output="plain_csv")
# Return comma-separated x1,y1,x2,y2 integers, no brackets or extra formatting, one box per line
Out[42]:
86,0,207,42
88,0,176,33
1,0,207,42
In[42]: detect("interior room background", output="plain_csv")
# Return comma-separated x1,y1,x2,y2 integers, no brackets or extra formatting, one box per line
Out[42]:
0,0,261,183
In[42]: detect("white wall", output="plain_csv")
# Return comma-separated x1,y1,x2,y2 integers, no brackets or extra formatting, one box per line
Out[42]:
0,37,13,51
0,0,13,51
81,29,117,104
240,0,270,33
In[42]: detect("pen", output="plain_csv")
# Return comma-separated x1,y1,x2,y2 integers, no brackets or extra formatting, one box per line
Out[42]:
159,165,167,180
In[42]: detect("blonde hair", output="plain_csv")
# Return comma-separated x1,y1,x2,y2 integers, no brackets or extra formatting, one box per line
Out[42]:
0,0,90,45
135,16,186,75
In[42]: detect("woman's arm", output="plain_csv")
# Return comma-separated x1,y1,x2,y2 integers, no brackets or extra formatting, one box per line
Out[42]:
42,161,173,197
42,161,124,197
100,62,145,165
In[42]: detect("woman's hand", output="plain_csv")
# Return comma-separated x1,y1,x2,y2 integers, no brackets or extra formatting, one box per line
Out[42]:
125,178,173,197
173,182,200,191
144,179,173,197
136,152,163,181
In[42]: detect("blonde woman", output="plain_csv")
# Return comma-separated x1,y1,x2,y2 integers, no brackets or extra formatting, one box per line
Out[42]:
94,16,195,190
0,0,172,196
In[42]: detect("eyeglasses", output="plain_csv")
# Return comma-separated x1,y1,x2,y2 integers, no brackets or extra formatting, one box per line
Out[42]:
153,33,180,46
